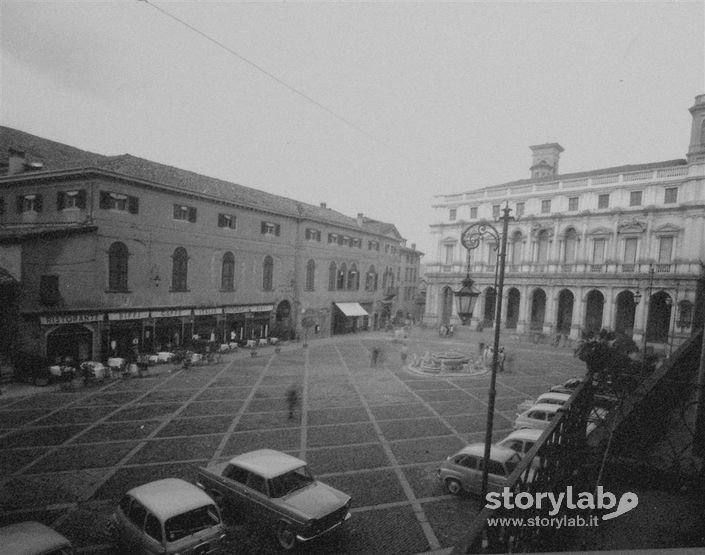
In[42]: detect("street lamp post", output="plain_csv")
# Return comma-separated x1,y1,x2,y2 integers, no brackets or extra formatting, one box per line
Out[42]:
457,204,513,501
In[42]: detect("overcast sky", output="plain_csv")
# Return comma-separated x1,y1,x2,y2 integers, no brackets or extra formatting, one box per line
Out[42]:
1,1,703,256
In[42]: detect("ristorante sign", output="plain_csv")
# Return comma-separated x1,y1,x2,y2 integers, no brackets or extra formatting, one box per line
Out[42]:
40,313,104,325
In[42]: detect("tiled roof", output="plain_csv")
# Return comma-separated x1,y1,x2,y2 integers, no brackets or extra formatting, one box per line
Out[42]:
0,126,401,238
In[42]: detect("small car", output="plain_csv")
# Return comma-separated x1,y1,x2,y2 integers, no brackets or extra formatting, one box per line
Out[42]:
513,403,562,430
549,377,583,394
496,428,543,458
0,520,74,555
197,449,351,550
516,392,571,413
437,443,524,496
111,477,226,554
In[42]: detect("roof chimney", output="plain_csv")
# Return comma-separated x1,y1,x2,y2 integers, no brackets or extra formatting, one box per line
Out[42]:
357,212,364,226
8,148,26,175
320,202,327,209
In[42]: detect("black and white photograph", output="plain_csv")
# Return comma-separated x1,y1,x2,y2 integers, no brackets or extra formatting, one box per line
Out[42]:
1,1,704,553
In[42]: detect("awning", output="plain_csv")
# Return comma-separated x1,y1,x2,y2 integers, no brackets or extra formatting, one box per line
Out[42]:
334,302,369,317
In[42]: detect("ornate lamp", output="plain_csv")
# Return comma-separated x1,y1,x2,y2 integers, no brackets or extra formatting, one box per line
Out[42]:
455,274,480,322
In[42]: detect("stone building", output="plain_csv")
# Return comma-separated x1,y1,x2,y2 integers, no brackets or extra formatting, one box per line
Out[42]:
0,127,422,369
425,94,705,353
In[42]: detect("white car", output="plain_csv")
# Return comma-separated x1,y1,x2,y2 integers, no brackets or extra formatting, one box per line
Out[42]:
496,428,544,457
516,392,571,413
513,403,561,430
0,521,74,555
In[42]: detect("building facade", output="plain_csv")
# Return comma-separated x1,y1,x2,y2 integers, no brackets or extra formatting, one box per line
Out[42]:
0,127,423,368
425,94,705,354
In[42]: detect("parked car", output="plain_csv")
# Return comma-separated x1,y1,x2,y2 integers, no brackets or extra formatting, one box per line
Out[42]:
549,377,583,394
496,428,544,459
514,403,562,430
437,443,526,496
0,520,74,555
111,478,226,554
516,392,571,413
197,449,351,550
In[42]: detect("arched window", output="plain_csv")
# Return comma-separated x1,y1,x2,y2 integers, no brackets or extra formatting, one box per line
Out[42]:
108,242,129,291
510,231,523,266
328,262,337,290
366,265,376,291
221,252,235,291
536,230,549,264
337,263,347,290
263,255,273,291
305,259,315,291
172,247,188,291
564,228,578,263
347,264,359,290
678,300,693,328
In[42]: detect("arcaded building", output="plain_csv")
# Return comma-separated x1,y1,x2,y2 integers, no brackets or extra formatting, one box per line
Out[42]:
0,127,422,367
425,94,705,353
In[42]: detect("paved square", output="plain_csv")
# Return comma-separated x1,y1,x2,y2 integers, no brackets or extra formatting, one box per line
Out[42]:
0,328,584,553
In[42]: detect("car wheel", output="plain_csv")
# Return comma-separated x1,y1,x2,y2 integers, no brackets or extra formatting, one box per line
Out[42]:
276,521,297,550
445,478,462,495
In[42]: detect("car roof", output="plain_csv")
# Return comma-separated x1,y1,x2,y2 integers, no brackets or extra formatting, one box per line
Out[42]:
536,392,571,401
128,478,216,521
455,443,520,462
523,403,562,415
500,428,544,442
0,521,72,555
228,449,306,479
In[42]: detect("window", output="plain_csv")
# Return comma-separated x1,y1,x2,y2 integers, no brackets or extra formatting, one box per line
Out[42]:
173,204,197,222
536,230,549,263
337,263,346,290
16,194,43,213
470,206,478,219
218,213,236,229
0,197,4,215
224,464,249,484
57,190,86,210
598,194,610,209
492,205,500,218
341,236,350,247
366,266,377,291
541,199,551,214
515,202,524,217
347,264,359,290
263,255,273,290
128,501,148,528
171,247,188,291
39,275,60,305
246,473,267,495
261,222,281,236
592,239,606,264
568,197,579,211
145,513,163,542
624,238,638,264
108,242,129,291
221,252,235,291
449,208,457,221
629,191,642,206
658,236,674,263
444,244,454,265
305,259,315,291
564,228,578,263
352,238,362,248
510,231,523,265
306,228,321,241
99,191,139,213
678,300,693,328
664,187,678,204
328,262,337,290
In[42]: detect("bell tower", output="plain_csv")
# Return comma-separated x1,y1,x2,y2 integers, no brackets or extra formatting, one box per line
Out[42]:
687,94,705,163
530,143,564,179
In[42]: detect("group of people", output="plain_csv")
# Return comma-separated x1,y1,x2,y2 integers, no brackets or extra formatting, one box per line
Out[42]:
439,324,454,337
482,344,507,372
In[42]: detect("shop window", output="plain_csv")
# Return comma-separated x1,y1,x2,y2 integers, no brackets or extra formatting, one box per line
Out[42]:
16,193,43,213
328,262,337,291
263,255,273,291
171,247,188,291
221,252,235,291
99,191,139,213
57,190,86,210
108,242,129,291
305,259,315,291
174,204,197,222
39,274,60,305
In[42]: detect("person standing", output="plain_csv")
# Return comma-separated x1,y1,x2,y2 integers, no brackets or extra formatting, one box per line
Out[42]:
400,342,409,367
286,385,299,420
371,346,380,368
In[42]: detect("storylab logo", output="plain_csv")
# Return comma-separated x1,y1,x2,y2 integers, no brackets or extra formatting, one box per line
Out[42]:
485,486,639,522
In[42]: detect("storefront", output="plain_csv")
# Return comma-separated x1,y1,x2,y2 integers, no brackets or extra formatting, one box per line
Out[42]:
331,302,369,335
224,304,274,343
40,312,103,365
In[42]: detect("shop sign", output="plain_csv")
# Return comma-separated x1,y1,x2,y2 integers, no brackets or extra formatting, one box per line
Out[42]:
224,304,274,314
40,312,104,325
193,307,223,316
108,311,150,321
150,308,192,318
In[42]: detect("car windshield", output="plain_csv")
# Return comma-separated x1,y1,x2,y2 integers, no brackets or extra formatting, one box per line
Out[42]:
269,465,315,498
164,504,220,542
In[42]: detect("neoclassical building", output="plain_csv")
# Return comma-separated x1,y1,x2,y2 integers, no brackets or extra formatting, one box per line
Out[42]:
0,127,422,368
425,94,705,353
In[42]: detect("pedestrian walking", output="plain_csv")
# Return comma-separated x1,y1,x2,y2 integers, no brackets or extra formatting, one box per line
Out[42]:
286,384,299,420
400,342,408,367
371,346,380,368
498,347,506,372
